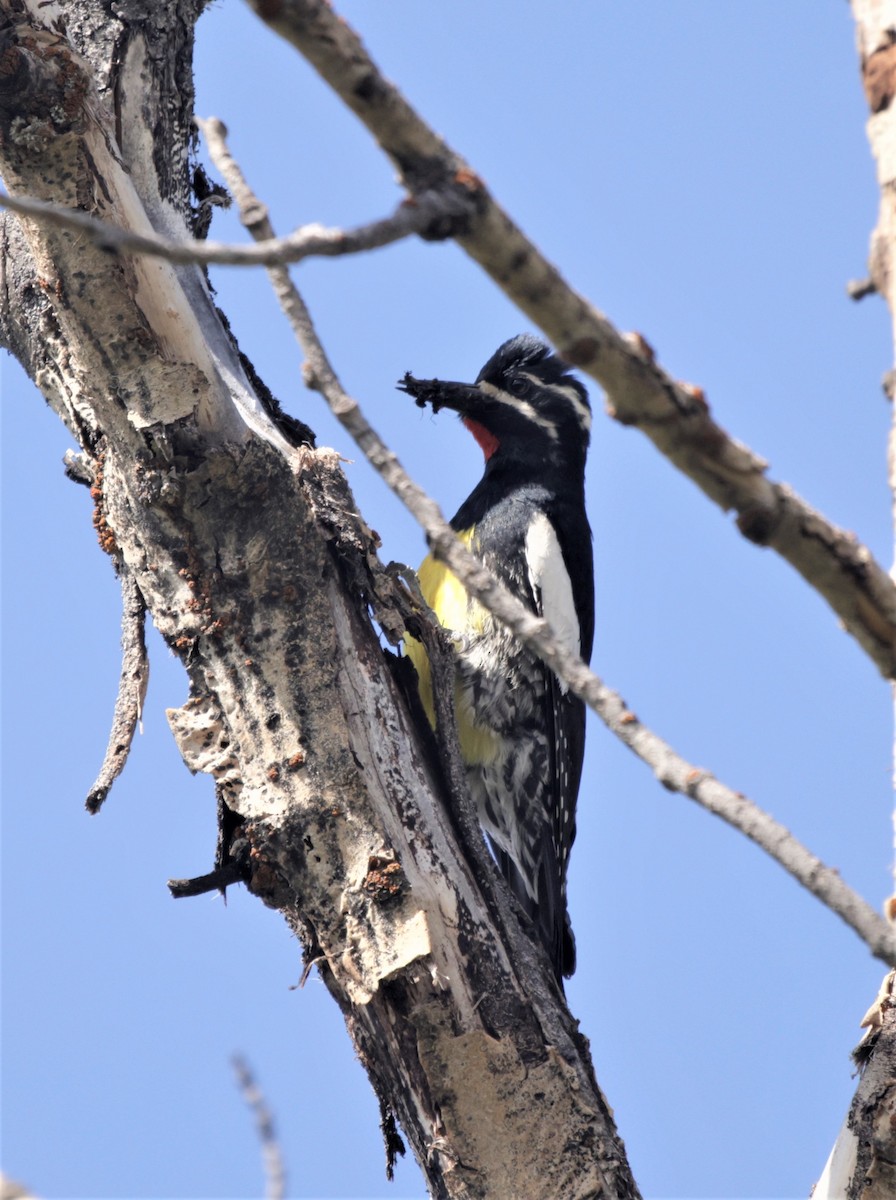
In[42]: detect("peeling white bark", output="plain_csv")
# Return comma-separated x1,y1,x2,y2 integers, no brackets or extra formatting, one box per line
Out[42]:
814,1130,860,1199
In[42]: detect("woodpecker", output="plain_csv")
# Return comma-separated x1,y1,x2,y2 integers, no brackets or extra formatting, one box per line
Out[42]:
397,334,594,982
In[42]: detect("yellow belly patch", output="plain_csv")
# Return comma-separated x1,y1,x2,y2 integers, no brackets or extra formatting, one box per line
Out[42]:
405,530,498,765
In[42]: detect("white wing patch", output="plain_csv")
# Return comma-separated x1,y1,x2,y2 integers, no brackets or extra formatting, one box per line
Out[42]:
525,513,580,694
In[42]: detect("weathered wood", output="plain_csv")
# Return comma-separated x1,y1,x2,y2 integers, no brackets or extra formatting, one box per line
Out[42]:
0,4,638,1195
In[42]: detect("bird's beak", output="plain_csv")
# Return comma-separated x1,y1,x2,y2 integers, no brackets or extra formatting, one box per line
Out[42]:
397,372,483,416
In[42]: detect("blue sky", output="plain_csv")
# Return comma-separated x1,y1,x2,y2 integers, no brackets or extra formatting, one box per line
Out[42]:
3,3,893,1198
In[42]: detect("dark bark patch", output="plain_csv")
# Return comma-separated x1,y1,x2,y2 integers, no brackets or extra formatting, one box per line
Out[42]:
864,34,896,113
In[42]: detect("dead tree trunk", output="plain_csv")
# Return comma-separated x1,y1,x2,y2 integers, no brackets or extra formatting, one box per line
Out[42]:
0,3,637,1197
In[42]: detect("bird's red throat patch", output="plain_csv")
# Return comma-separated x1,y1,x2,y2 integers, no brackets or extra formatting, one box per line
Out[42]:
463,417,500,460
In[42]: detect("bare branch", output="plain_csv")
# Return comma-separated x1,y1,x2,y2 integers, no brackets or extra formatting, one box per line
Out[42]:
847,277,878,300
204,119,896,970
232,1055,286,1200
167,863,246,898
0,185,471,268
245,0,896,681
600,691,896,967
85,566,148,814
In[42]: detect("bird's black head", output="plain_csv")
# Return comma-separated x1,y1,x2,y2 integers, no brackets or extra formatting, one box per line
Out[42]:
398,335,591,471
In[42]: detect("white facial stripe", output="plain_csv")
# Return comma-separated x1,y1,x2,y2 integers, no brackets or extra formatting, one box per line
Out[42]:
520,373,592,433
525,512,581,695
478,380,559,439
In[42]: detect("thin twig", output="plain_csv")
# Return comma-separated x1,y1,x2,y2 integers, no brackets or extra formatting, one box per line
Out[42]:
167,862,246,898
0,185,471,268
246,0,896,682
847,277,877,300
232,1055,286,1200
86,567,148,813
203,118,896,970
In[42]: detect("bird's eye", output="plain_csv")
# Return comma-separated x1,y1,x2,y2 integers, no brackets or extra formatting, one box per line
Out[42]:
506,376,528,397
